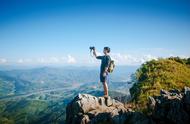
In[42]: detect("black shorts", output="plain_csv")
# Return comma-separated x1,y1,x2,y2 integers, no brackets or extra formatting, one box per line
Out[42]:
100,73,108,83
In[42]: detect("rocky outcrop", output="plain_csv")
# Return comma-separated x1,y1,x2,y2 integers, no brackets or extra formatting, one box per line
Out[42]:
148,87,190,124
66,94,151,124
66,87,190,124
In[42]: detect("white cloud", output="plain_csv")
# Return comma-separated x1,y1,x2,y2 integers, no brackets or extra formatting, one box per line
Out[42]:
67,55,76,64
79,53,158,66
36,55,76,64
37,57,61,64
141,54,158,63
10,52,189,66
0,58,7,64
111,53,158,65
169,54,189,59
17,58,32,64
49,57,60,63
37,58,46,63
17,59,24,63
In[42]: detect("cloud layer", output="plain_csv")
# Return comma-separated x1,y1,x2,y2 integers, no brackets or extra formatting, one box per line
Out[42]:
0,53,189,66
110,53,157,65
0,58,7,64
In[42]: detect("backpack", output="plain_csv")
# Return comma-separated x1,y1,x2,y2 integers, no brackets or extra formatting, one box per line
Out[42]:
108,60,115,73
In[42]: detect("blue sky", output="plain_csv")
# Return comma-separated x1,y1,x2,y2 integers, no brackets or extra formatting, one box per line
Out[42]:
0,0,190,66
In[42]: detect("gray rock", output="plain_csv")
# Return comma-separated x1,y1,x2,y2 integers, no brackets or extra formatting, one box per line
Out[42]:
66,87,190,124
184,86,190,95
148,96,156,111
151,87,190,124
160,89,170,96
125,112,154,124
184,86,190,114
66,94,150,124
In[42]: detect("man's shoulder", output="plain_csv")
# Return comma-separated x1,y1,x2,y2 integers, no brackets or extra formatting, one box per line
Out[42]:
104,55,111,61
106,55,111,59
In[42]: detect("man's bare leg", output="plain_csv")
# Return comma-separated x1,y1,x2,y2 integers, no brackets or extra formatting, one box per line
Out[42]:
103,81,108,97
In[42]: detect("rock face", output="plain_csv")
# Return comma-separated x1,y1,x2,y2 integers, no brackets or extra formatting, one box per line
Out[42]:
66,87,190,124
66,94,151,124
66,94,127,124
148,87,190,124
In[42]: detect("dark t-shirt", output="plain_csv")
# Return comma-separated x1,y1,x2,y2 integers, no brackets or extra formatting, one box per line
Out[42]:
96,55,111,73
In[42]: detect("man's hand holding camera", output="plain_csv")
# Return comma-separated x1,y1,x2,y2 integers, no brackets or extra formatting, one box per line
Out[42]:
90,46,97,57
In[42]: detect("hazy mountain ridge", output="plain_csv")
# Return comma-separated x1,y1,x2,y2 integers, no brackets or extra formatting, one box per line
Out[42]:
0,66,138,97
0,73,34,96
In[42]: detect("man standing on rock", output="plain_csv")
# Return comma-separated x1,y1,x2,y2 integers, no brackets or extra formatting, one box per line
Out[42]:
91,46,111,97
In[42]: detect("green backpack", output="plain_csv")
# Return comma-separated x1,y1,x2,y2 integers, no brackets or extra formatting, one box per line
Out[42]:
108,60,115,73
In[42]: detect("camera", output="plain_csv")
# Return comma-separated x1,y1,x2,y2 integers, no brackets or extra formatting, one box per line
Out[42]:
89,46,95,51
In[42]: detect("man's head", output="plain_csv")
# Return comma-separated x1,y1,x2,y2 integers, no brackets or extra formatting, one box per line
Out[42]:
103,47,110,54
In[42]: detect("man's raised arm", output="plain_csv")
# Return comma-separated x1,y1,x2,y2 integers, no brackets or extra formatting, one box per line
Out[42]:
93,49,97,58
